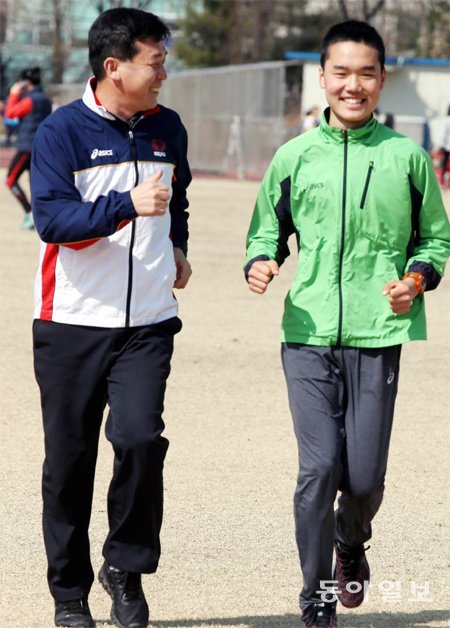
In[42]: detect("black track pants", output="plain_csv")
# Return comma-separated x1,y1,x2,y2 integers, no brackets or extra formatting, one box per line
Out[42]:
33,317,181,602
281,343,401,610
6,150,31,212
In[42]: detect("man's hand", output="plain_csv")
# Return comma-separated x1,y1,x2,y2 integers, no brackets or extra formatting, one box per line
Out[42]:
383,278,418,314
130,169,170,217
173,247,192,289
247,260,279,294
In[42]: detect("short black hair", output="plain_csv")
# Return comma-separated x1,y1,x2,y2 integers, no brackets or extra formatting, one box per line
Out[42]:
320,20,385,70
88,8,171,80
21,66,41,86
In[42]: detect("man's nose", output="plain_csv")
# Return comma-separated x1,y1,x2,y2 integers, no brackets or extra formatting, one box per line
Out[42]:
346,74,362,91
158,66,167,81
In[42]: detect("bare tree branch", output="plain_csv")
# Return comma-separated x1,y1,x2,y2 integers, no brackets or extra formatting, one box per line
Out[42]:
51,0,67,83
366,0,385,20
0,0,8,45
337,0,349,19
362,0,368,19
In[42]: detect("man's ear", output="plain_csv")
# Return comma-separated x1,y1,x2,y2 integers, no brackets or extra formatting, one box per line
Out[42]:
380,67,387,90
319,67,325,89
103,57,120,80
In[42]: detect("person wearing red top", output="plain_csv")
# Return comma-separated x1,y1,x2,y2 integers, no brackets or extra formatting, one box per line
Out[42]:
5,66,52,230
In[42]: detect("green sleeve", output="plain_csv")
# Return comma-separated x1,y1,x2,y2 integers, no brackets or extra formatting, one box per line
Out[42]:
245,154,292,265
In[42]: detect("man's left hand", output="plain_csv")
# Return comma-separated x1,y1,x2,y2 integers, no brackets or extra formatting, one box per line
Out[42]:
383,278,418,314
173,247,192,289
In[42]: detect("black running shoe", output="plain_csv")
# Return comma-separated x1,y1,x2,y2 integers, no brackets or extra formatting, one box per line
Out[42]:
98,561,149,628
334,541,370,608
54,597,95,627
301,602,337,627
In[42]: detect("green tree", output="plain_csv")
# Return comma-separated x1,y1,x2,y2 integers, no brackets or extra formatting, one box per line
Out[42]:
175,1,233,67
175,0,276,67
175,0,450,68
176,0,315,68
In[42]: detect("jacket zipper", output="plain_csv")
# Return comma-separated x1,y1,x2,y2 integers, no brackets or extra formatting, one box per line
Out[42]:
125,125,140,327
360,161,374,209
337,130,348,347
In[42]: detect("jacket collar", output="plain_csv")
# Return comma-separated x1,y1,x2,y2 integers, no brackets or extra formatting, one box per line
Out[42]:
82,77,160,122
82,77,116,120
318,107,378,143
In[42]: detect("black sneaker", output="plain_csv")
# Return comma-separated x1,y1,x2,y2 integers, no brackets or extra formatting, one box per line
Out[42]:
98,561,149,628
54,598,95,627
334,541,370,608
301,602,337,627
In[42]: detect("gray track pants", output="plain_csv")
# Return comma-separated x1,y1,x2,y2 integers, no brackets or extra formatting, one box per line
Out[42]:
281,343,401,610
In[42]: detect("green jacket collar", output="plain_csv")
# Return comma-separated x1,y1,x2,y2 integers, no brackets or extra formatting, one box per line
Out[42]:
319,107,378,143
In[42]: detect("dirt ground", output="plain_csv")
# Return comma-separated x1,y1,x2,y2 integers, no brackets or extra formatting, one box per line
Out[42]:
0,173,449,628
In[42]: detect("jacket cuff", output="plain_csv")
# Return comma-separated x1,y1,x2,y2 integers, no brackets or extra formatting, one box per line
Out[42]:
407,261,441,291
172,242,188,256
244,254,270,282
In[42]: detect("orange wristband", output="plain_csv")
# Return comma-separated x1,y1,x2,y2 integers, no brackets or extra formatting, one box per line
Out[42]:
402,272,426,295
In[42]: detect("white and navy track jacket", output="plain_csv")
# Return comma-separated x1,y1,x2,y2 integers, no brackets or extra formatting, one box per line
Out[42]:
31,79,191,328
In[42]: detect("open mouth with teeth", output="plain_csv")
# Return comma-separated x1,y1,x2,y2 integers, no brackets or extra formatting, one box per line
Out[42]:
342,98,365,104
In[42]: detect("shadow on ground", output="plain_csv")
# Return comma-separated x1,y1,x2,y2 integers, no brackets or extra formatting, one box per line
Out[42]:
95,609,450,627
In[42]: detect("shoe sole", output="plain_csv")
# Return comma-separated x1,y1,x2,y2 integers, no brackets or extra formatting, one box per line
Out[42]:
55,623,95,628
55,617,95,627
98,566,148,628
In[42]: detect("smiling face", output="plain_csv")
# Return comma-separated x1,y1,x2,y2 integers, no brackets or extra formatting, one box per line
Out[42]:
118,38,167,111
101,37,168,119
319,40,386,130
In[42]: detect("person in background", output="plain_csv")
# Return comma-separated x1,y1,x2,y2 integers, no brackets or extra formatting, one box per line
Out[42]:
301,105,320,133
31,8,192,628
383,111,395,129
245,20,450,628
438,104,450,186
5,66,52,230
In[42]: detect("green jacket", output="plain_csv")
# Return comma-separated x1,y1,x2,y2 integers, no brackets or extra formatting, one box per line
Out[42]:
246,111,450,348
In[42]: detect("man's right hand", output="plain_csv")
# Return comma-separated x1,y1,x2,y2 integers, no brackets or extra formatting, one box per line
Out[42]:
130,168,170,216
247,260,279,294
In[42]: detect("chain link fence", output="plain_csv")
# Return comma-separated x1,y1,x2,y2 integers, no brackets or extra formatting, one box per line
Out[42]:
159,61,297,179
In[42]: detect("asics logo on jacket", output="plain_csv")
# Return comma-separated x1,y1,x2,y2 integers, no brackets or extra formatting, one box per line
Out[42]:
90,148,114,159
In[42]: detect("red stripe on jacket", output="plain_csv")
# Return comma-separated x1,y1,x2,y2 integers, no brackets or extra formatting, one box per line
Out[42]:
60,219,131,250
40,244,59,320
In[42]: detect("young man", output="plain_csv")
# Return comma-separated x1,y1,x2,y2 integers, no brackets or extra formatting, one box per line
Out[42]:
245,20,450,628
31,9,192,628
5,66,52,229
